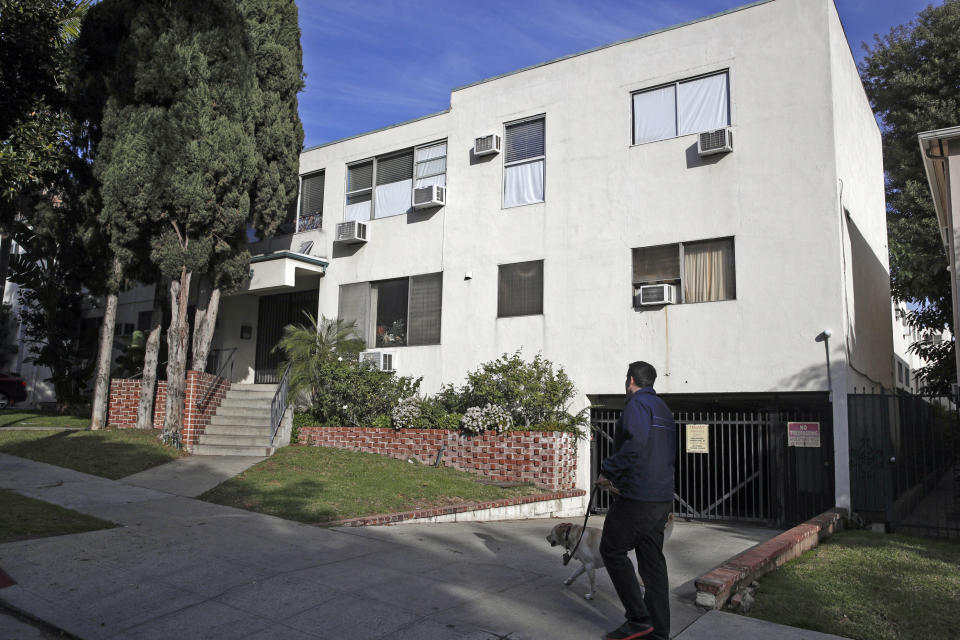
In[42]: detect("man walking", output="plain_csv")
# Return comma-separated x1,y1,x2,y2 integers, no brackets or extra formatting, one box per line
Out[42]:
596,361,676,640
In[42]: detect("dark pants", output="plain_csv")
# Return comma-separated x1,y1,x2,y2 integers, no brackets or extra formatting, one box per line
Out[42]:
600,498,672,639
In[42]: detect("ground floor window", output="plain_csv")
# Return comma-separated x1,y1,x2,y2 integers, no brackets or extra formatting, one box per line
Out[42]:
632,237,735,307
339,272,442,348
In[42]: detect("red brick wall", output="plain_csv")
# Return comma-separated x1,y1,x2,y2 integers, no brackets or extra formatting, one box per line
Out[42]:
299,427,578,491
107,372,230,450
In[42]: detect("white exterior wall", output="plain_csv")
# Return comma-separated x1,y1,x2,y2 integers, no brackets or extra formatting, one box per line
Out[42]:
292,0,887,398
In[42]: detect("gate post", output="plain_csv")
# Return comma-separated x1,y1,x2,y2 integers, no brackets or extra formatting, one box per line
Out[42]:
831,364,851,511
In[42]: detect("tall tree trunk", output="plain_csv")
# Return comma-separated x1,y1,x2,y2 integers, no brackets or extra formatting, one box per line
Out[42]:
90,258,122,431
135,283,164,429
191,275,221,373
162,268,191,443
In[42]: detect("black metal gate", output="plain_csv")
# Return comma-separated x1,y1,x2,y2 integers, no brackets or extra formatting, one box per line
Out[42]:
254,289,319,384
591,405,834,528
849,393,960,539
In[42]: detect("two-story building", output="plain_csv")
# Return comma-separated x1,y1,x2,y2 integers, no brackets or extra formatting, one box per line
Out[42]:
36,0,892,516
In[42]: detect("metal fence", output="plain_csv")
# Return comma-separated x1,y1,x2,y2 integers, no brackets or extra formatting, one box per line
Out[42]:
591,404,834,529
849,393,960,539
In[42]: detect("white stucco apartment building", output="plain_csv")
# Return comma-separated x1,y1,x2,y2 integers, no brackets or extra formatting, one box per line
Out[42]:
15,0,891,509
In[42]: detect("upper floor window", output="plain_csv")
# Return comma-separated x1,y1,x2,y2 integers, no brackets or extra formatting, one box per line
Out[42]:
503,116,545,208
298,170,324,232
632,237,735,307
338,272,443,348
498,260,544,317
632,71,729,145
345,140,447,222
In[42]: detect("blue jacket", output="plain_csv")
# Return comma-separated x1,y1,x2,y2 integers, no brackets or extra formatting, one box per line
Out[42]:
600,388,676,502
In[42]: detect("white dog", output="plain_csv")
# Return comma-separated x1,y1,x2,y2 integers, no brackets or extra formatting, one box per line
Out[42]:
546,515,674,601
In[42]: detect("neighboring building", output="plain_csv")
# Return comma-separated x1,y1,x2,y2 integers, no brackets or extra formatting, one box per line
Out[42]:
891,301,949,394
918,125,960,387
79,0,893,511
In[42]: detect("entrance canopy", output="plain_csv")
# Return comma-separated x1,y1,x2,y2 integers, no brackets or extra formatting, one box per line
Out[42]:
246,251,328,294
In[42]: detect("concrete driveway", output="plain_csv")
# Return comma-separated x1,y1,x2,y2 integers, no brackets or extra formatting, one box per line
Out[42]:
0,453,779,639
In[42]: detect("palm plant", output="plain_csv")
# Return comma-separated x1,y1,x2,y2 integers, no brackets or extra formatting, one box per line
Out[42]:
274,313,364,407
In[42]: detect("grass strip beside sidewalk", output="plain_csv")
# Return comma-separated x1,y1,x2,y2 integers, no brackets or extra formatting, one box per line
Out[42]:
0,488,117,543
0,429,184,479
746,529,960,640
201,445,546,524
0,410,89,429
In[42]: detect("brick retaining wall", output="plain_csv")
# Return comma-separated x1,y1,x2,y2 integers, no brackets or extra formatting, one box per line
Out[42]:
299,426,578,491
107,371,230,450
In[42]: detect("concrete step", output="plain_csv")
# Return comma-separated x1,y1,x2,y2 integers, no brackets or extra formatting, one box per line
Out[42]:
192,443,275,457
224,390,276,401
230,383,277,391
203,424,272,437
215,399,274,411
199,434,273,447
209,415,270,427
214,405,272,419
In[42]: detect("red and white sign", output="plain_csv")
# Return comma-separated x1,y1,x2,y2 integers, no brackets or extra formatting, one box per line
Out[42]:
787,422,821,448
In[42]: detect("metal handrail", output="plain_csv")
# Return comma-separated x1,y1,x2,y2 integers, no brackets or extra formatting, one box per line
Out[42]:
269,364,291,447
196,347,237,409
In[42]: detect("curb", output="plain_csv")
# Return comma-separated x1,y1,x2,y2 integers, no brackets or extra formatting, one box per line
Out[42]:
694,507,847,609
323,488,587,527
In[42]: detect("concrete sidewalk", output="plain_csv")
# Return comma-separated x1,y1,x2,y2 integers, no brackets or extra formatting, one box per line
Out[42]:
0,453,844,639
120,455,266,498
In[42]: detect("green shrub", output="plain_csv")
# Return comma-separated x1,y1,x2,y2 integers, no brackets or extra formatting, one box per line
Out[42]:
437,412,462,430
291,411,320,443
371,414,392,429
440,351,586,437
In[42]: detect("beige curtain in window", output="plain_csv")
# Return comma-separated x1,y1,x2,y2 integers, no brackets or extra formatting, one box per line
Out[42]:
683,239,735,302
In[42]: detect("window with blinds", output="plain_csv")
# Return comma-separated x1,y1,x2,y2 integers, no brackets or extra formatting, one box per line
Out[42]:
498,260,544,317
503,116,545,208
345,161,373,222
632,70,729,145
298,170,324,232
374,150,414,219
338,273,443,348
632,237,735,307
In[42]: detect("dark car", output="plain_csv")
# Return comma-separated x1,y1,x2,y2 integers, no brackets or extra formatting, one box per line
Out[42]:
0,373,27,409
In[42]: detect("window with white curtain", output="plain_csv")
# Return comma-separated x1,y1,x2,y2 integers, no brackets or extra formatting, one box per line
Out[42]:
632,71,729,145
344,141,447,222
503,116,545,208
498,260,544,317
415,141,447,189
631,237,735,307
338,273,443,348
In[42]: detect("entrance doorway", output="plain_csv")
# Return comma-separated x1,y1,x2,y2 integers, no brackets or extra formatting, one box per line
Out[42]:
254,289,319,384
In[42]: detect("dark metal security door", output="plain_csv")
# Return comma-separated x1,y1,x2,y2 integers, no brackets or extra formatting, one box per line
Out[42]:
849,393,960,538
590,405,834,528
254,289,319,384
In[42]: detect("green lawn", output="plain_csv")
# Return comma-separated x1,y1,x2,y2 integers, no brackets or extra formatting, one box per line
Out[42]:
746,529,960,640
0,410,90,429
0,429,183,479
0,488,116,543
201,445,547,524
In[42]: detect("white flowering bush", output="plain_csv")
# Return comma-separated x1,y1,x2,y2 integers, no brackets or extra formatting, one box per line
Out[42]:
483,403,513,433
391,396,421,430
460,406,486,434
459,403,512,434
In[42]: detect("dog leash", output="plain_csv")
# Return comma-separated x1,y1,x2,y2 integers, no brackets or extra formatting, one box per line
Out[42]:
563,486,600,566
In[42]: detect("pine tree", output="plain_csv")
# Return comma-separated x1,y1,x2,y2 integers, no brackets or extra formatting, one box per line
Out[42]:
77,0,258,439
191,0,305,372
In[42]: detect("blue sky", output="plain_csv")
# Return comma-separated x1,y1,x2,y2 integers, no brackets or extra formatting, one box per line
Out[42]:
295,0,938,149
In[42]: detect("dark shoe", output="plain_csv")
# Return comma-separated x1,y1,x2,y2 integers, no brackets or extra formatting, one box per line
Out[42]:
605,621,654,640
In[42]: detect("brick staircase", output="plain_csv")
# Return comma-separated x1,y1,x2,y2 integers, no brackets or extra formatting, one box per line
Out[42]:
192,383,279,456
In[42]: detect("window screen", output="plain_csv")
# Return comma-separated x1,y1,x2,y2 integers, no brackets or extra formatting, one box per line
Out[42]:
505,118,545,163
632,244,680,283
374,150,413,219
347,161,373,192
415,142,447,188
299,171,324,231
498,260,544,317
374,278,409,347
408,273,442,346
338,282,371,346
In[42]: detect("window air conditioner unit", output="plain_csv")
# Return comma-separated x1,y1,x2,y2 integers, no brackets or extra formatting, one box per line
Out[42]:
637,284,678,306
413,184,446,209
474,134,501,157
697,128,733,157
335,220,368,244
359,350,395,372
